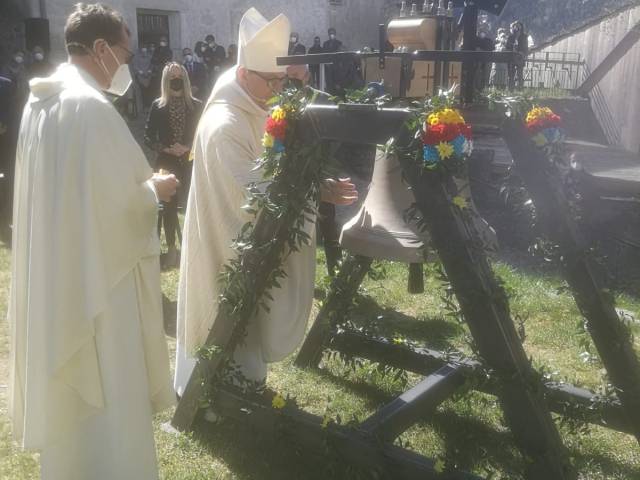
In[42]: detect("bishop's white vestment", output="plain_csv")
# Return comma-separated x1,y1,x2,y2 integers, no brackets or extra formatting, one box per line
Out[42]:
174,67,316,394
8,63,175,479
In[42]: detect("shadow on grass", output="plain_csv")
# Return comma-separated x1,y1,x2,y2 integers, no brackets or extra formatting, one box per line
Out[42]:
348,294,465,350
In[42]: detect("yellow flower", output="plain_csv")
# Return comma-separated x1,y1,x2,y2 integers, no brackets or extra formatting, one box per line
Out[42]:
532,133,548,147
427,112,441,125
271,106,286,121
439,108,465,125
321,414,331,429
272,393,286,409
262,133,275,148
392,336,406,345
436,141,454,160
526,106,553,123
452,195,468,209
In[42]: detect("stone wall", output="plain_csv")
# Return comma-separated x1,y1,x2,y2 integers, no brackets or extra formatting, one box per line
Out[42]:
27,0,390,64
537,4,640,153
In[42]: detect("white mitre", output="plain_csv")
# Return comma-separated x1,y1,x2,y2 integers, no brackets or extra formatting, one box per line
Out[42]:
237,7,291,73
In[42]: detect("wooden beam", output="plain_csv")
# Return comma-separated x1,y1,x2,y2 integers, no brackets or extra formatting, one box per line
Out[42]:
576,20,640,96
361,365,465,442
330,330,633,435
211,386,484,480
295,255,372,368
502,118,640,443
398,148,576,478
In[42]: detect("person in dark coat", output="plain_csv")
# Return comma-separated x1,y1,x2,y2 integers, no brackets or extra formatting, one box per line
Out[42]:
308,36,322,87
323,28,345,95
288,32,306,55
182,47,207,100
202,34,226,87
145,62,203,267
150,36,173,97
506,21,528,90
26,46,55,79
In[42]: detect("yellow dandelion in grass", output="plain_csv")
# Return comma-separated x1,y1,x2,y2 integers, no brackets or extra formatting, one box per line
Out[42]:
436,141,454,160
272,393,286,409
452,195,468,209
392,336,406,345
262,133,275,148
271,106,287,121
321,414,331,429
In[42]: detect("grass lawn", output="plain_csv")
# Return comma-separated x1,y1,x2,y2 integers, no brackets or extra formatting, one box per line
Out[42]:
1,243,639,479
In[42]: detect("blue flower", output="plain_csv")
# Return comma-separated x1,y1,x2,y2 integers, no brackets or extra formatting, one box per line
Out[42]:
273,139,286,153
423,145,439,166
452,135,466,157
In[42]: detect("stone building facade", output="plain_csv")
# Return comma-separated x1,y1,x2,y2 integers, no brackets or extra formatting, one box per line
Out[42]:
3,0,394,64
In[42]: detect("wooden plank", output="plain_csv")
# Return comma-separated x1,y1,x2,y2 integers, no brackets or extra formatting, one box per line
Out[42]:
295,255,372,368
576,19,640,96
502,118,640,443
212,386,484,480
330,331,633,435
397,146,576,478
361,365,465,441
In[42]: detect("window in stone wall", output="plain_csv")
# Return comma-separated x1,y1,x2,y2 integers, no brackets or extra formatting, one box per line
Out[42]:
137,10,170,48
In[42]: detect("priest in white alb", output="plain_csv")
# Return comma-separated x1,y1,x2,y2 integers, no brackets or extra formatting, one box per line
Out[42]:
174,8,357,396
8,4,178,479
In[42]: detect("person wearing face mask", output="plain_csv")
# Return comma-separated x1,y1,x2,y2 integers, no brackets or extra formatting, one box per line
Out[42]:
8,4,178,479
323,28,345,95
145,62,203,268
132,44,153,109
174,8,358,399
202,34,226,86
288,31,306,55
489,28,509,89
181,47,207,100
150,35,173,96
308,36,322,87
27,45,55,80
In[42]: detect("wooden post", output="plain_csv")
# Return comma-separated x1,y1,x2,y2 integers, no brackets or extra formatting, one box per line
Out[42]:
502,118,640,443
398,151,576,479
295,255,372,368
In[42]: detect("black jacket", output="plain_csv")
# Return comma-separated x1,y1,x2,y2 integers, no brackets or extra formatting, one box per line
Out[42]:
144,97,203,162
183,61,208,98
288,43,307,55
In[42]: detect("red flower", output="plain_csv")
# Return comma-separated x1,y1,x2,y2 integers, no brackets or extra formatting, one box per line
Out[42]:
266,117,288,140
424,123,463,144
460,123,473,140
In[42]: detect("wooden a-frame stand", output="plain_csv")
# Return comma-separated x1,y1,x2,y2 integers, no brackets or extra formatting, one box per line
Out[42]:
171,102,638,479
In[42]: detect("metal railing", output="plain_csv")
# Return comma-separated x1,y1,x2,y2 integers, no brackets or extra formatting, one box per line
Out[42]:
523,51,584,94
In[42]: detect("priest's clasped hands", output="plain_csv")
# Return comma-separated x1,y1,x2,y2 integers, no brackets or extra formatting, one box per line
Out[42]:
151,173,180,202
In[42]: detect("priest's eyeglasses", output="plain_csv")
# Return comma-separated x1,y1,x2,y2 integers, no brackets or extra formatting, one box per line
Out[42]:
249,70,288,90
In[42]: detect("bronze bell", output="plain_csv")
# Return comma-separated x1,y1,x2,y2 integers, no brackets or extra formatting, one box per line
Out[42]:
339,149,498,292
340,149,431,265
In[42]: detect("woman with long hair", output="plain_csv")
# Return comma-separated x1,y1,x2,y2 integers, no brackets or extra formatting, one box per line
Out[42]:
145,62,203,268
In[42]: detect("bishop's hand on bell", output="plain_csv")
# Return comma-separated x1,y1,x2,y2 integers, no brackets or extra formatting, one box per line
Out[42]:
320,177,358,205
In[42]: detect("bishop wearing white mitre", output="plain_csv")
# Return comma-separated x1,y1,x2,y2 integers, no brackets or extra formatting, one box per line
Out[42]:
8,4,177,479
175,8,356,394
